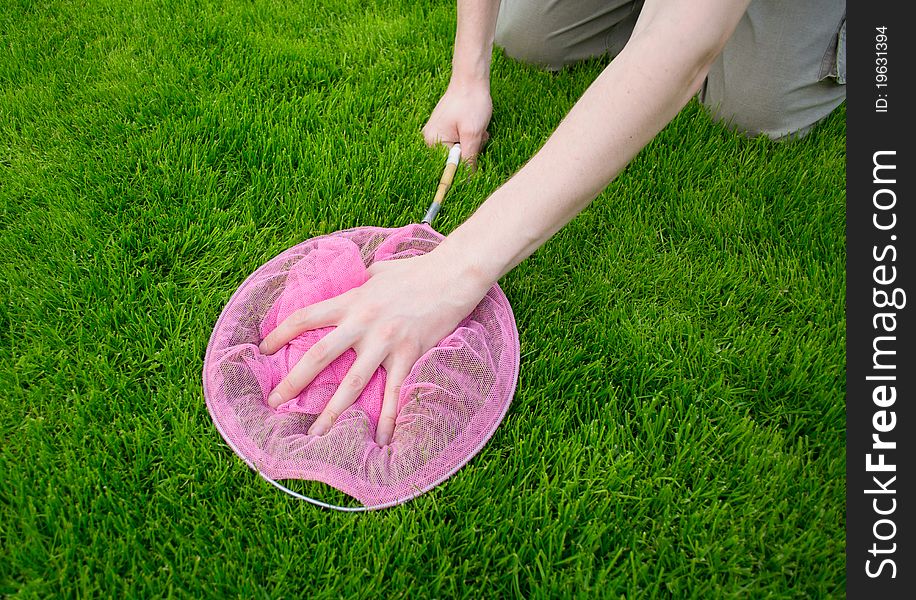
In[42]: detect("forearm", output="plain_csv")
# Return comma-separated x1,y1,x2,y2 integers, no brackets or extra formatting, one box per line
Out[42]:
436,2,748,286
451,0,501,85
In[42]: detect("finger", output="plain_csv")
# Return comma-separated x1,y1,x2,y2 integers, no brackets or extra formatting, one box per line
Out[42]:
458,129,485,167
422,123,458,148
375,358,412,446
308,350,385,436
259,299,341,355
266,327,354,408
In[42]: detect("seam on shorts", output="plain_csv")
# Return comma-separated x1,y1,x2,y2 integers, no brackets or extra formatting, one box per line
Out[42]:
818,12,846,83
835,18,846,84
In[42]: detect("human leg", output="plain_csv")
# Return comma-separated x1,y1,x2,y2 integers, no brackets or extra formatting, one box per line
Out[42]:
494,0,643,70
700,0,847,139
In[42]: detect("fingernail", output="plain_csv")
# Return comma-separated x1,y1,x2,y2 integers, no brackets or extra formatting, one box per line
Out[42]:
267,392,283,407
309,422,327,437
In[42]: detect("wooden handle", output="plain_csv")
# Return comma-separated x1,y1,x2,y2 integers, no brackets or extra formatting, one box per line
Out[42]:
422,143,461,225
433,161,459,205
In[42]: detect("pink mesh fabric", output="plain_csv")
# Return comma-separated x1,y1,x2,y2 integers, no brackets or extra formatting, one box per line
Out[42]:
203,224,519,509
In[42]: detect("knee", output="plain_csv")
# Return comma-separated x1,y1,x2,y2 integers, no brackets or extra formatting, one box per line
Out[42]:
701,73,845,141
701,79,790,139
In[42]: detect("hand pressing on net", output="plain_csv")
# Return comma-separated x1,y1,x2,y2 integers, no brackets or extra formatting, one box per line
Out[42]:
258,250,492,446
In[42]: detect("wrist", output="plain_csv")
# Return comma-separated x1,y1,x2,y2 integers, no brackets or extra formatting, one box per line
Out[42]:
450,46,492,89
434,179,553,284
450,0,499,96
448,66,490,91
428,236,499,301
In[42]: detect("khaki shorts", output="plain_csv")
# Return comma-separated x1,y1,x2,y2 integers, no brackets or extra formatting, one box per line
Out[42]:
494,0,846,139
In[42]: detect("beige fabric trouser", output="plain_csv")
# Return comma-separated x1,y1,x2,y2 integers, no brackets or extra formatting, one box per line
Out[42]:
494,0,847,139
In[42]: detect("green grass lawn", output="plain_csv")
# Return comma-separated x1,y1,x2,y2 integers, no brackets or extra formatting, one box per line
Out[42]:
1,0,846,597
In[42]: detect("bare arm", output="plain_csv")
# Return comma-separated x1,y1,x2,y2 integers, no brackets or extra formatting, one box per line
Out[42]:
422,1,501,163
262,0,752,445
435,0,751,281
451,0,500,84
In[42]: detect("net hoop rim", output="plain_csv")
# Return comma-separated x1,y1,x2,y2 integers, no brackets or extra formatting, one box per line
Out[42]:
202,223,519,510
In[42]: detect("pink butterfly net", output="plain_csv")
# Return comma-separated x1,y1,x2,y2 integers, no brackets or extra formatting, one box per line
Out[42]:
203,223,520,510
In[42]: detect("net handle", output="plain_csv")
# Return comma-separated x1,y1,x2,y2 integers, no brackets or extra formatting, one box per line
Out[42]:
422,143,461,225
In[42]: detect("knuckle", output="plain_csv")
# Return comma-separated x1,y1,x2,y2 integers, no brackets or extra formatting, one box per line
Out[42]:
355,306,378,325
344,373,365,390
275,380,294,398
402,341,424,359
376,321,400,340
291,308,310,328
386,388,402,405
459,125,482,138
309,339,328,361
